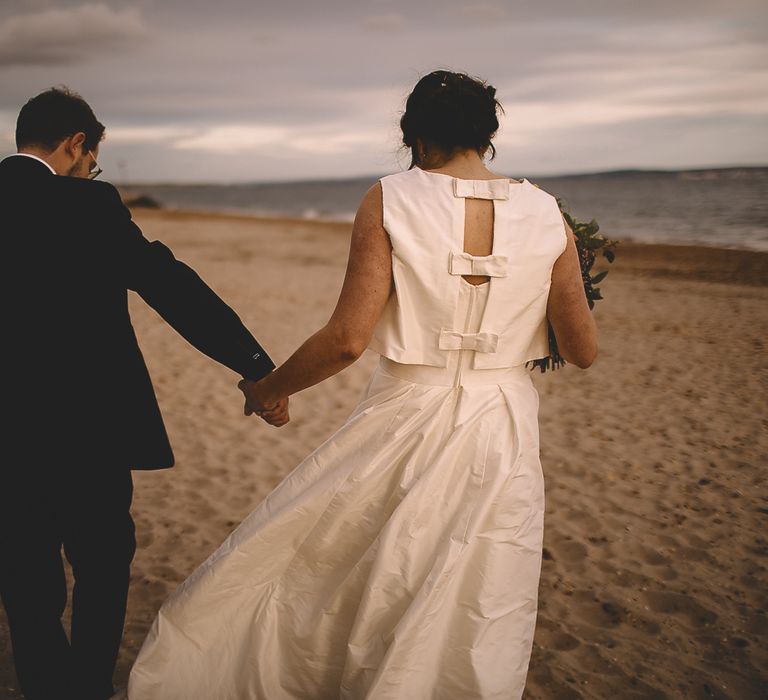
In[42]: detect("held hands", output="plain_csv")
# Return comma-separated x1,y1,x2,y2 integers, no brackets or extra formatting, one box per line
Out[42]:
237,379,290,427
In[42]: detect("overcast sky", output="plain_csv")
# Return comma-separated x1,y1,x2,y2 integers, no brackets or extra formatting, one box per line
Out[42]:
1,0,766,183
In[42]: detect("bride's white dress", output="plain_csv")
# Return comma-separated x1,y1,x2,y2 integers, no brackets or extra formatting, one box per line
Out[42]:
125,168,566,699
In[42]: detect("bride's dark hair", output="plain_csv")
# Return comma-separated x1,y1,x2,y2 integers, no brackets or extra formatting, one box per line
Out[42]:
400,69,503,169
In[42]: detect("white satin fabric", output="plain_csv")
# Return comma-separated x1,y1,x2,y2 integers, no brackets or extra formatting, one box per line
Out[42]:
369,167,566,370
126,281,545,699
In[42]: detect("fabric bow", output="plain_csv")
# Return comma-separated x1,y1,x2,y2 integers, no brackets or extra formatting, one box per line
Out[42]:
453,178,510,200
439,330,499,353
449,252,509,277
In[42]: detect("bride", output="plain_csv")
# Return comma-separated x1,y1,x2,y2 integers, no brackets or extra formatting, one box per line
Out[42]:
119,69,597,699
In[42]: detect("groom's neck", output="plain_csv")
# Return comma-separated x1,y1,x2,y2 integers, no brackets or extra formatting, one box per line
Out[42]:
18,146,62,176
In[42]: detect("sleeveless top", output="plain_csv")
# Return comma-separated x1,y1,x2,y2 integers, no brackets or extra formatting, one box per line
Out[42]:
369,167,567,370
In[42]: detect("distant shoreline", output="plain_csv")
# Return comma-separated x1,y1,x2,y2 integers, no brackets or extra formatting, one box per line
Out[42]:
117,164,768,189
131,207,768,286
118,165,768,253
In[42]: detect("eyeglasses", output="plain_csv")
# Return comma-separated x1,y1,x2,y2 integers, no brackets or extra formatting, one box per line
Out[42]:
87,150,103,180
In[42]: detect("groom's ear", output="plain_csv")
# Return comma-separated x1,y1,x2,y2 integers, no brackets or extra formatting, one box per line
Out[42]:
62,132,87,158
49,131,86,161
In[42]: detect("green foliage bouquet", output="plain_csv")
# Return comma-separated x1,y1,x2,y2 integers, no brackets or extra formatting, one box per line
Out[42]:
528,198,618,373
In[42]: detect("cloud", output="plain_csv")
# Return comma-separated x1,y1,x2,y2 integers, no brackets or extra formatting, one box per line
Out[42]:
495,59,768,149
455,2,510,23
2,1,764,181
172,125,288,153
168,121,389,157
289,127,389,155
361,13,407,32
0,3,148,67
106,126,192,144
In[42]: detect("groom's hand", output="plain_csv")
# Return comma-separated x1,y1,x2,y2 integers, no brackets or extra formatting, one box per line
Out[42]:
256,397,290,427
237,379,290,427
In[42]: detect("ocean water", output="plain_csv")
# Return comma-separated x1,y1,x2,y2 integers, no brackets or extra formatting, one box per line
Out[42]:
125,167,768,251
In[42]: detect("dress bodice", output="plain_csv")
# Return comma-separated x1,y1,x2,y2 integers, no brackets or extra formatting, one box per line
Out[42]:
379,279,539,388
370,167,567,370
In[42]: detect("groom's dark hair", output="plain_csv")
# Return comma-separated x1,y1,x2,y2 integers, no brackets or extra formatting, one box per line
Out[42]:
16,86,105,153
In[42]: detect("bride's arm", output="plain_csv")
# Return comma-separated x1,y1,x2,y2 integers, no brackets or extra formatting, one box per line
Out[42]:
546,217,599,368
242,182,392,409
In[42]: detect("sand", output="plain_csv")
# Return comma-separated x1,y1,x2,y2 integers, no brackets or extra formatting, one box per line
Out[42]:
1,209,766,699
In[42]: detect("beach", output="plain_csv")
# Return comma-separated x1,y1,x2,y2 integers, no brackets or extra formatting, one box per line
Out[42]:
1,209,766,699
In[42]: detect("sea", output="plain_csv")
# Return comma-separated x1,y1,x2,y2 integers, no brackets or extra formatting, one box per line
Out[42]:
123,167,768,251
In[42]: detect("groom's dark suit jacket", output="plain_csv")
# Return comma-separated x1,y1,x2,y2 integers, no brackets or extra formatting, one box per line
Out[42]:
1,155,275,470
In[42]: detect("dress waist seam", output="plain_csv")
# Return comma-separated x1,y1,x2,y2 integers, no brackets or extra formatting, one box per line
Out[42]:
378,357,529,387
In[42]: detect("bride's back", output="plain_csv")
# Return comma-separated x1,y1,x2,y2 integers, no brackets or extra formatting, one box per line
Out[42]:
366,69,597,372
369,165,567,370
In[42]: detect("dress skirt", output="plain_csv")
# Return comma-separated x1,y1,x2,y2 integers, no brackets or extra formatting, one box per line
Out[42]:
126,282,546,700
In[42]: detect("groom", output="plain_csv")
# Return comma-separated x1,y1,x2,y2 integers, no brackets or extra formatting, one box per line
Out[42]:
0,87,283,700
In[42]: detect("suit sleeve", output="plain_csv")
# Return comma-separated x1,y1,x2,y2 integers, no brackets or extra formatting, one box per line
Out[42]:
102,184,276,381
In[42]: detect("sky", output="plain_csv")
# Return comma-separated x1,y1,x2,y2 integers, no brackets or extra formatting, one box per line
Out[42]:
1,0,766,183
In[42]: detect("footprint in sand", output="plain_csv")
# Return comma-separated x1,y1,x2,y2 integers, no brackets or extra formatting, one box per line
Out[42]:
550,631,581,651
534,623,581,652
674,543,715,563
148,564,178,581
180,523,200,537
656,566,679,581
571,593,627,629
611,568,649,589
631,614,662,636
639,544,671,566
555,539,589,563
643,590,718,627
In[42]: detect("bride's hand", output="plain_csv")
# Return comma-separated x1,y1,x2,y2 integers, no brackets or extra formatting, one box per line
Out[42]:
237,379,290,427
257,397,290,427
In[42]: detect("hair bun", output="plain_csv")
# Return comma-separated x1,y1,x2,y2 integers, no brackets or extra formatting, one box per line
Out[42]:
400,70,502,167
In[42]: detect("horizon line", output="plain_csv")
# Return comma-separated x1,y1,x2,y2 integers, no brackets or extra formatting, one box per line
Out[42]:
114,163,768,188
